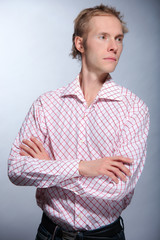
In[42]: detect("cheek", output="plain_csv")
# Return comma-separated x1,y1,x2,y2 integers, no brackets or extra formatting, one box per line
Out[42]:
85,46,99,62
118,46,123,57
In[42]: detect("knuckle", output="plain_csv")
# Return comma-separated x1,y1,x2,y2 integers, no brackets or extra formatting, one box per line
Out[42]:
107,171,114,178
117,162,123,168
22,145,27,150
98,168,104,175
123,167,129,173
33,138,37,143
36,139,40,145
115,169,120,174
25,139,30,144
39,142,43,147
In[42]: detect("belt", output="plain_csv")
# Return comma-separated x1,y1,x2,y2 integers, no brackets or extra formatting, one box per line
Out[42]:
41,212,124,239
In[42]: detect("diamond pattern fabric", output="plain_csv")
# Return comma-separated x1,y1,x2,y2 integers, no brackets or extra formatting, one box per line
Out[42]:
8,75,150,231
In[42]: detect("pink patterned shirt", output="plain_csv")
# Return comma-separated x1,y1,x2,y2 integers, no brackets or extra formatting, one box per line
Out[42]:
8,75,149,231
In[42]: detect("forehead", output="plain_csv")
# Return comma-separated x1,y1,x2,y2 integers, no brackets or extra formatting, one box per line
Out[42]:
87,15,123,35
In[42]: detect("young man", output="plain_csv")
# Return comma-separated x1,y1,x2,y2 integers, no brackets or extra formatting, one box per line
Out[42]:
8,4,150,240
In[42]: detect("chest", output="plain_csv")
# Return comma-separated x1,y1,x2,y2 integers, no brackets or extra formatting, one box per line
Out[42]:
44,99,125,159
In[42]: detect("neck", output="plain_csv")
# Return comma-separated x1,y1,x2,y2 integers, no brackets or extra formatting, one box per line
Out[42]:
79,68,110,106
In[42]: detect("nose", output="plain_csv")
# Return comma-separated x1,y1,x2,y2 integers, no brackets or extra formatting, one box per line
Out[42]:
107,39,118,53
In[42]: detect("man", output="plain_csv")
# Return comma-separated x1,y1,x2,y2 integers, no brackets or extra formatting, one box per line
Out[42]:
8,4,150,240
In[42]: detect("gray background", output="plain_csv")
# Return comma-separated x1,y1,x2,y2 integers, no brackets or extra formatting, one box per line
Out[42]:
0,0,159,239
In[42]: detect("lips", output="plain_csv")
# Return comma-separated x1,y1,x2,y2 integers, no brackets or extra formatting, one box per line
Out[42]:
103,57,117,61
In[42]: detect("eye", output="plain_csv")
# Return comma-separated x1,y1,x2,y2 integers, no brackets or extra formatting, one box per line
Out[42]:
99,35,106,40
116,37,123,44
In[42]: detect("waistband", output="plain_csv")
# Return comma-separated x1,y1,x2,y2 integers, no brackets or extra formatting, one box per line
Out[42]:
41,212,124,239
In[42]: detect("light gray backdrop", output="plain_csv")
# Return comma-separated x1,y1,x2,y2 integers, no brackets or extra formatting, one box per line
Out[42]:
0,0,159,239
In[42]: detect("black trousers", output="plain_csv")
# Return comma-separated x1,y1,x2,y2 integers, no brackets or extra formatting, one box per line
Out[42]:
35,213,126,240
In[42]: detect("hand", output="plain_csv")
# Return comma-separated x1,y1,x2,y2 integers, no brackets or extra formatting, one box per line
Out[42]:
19,136,51,160
79,156,133,184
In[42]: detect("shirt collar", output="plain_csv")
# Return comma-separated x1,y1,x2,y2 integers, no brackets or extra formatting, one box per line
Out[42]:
97,79,122,101
60,75,85,102
60,74,122,102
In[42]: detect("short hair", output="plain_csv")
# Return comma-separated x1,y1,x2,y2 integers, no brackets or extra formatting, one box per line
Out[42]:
70,4,128,60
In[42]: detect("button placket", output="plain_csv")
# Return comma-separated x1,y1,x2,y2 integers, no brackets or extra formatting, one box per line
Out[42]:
77,107,89,146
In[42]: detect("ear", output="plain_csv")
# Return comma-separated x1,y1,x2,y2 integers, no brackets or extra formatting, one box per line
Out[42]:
74,36,85,54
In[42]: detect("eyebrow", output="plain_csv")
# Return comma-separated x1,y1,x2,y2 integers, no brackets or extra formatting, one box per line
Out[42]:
115,34,124,38
98,32,124,38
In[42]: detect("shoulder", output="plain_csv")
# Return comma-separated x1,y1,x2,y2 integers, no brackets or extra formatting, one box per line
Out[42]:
117,83,149,115
41,85,66,101
33,85,67,108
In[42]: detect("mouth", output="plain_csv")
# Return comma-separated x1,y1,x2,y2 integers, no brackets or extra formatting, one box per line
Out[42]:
103,57,117,62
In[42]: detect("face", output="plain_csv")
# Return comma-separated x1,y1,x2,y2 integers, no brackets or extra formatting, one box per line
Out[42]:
77,15,124,76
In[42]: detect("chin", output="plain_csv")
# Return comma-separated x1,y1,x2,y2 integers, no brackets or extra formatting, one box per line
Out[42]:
103,67,116,74
101,63,117,74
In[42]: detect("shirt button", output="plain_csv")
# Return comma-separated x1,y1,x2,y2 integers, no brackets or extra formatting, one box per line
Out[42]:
80,139,85,143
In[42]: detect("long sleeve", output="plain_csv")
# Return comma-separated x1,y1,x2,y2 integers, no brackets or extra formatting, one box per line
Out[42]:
8,77,150,229
8,98,80,188
69,102,150,201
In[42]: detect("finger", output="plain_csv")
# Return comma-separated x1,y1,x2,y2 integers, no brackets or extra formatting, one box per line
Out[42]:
22,139,40,154
30,136,44,152
19,150,30,157
109,167,128,182
111,162,132,177
107,171,119,184
20,144,36,158
109,156,133,164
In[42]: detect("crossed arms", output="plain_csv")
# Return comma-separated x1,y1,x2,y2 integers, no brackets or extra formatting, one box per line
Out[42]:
20,136,132,184
8,97,150,201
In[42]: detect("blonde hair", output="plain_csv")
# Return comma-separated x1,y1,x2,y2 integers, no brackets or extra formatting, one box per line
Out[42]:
71,4,128,60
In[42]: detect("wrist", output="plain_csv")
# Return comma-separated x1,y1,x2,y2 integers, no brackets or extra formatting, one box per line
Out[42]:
78,160,84,176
